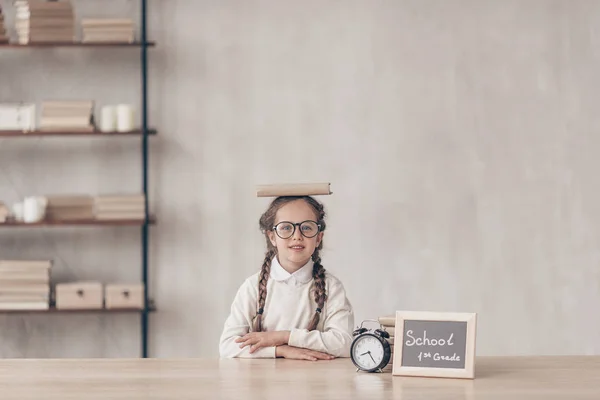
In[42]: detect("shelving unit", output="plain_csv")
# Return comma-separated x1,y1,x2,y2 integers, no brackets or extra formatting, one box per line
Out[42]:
0,216,156,227
0,42,155,48
0,129,157,137
0,303,157,315
0,0,155,358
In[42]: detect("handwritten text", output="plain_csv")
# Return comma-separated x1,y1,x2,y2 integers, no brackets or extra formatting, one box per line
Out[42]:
418,352,461,362
405,330,454,347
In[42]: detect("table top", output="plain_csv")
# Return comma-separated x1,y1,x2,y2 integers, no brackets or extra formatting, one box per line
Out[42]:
0,356,598,399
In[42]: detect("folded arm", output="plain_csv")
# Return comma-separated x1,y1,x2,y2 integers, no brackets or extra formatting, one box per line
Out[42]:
288,277,354,358
219,278,276,358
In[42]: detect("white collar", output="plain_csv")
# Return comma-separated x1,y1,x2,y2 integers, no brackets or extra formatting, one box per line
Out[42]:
270,255,314,284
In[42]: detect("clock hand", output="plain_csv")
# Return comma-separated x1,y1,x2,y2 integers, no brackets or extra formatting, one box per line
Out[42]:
360,352,369,356
368,352,376,364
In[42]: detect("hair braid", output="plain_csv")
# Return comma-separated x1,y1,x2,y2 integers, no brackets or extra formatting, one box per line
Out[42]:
307,251,327,331
252,249,275,332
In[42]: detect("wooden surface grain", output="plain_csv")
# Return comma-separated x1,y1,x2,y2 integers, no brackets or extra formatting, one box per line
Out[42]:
0,356,598,399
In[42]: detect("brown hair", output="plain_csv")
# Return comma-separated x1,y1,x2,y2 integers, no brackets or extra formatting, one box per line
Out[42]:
253,196,327,332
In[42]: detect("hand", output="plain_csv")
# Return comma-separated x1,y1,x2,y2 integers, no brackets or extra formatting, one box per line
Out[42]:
235,331,290,354
275,345,335,361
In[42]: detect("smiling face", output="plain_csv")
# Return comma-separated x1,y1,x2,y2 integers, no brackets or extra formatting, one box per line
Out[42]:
267,199,324,273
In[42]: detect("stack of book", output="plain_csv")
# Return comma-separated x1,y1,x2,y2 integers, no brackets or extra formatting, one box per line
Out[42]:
0,202,8,223
0,260,51,310
378,315,396,370
94,194,145,220
39,100,94,132
14,0,75,45
81,18,134,43
46,195,94,221
0,4,8,43
0,102,36,131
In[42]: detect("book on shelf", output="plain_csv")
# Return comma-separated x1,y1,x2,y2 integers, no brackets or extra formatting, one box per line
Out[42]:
43,194,146,221
0,259,51,310
39,100,94,132
14,0,75,44
94,194,146,220
1,194,148,224
0,201,8,223
0,301,49,310
45,195,94,221
0,259,52,270
0,270,49,281
0,283,49,293
39,125,96,133
81,18,134,43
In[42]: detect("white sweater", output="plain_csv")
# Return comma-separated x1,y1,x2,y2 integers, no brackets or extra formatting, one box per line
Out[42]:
219,257,355,358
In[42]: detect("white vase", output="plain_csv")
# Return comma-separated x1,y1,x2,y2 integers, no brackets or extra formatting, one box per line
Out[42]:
23,196,48,223
99,105,117,132
116,104,135,132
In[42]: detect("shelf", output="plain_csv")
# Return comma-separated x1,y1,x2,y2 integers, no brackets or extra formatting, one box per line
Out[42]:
0,129,157,137
0,302,156,315
0,42,155,48
0,216,156,227
2,0,155,358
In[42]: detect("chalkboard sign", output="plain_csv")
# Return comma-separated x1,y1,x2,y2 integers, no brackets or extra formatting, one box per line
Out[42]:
392,311,477,379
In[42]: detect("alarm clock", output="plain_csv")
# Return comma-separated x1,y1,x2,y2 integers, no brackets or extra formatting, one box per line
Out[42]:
350,319,392,373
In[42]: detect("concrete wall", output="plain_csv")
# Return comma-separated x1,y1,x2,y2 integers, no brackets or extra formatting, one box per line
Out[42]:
1,0,598,357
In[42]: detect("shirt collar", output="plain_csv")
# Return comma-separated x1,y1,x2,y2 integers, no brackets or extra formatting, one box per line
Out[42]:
270,255,314,284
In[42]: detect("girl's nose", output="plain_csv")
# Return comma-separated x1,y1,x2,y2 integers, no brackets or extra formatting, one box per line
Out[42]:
292,227,304,240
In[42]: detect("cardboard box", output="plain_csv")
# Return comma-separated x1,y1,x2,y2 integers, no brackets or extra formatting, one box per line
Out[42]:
105,283,144,309
55,281,103,309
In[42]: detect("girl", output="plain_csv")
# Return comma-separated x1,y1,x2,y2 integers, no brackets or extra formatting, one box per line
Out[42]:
219,195,354,360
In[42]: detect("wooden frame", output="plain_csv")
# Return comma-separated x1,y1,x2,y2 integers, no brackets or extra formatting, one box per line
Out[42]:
392,311,477,379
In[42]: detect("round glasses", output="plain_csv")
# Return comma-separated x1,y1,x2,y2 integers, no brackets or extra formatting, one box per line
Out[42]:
273,220,321,239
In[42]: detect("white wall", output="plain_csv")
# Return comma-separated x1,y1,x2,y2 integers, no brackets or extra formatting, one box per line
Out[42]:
1,0,599,358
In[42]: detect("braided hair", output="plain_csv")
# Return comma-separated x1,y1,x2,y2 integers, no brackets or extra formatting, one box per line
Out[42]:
253,196,327,332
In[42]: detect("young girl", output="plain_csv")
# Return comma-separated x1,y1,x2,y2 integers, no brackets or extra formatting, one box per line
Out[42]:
219,195,354,360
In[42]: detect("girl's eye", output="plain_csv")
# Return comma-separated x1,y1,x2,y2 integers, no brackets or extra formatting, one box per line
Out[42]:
301,222,318,232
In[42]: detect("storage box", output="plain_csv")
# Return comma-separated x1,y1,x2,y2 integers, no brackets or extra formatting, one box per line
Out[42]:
105,283,144,309
55,281,103,309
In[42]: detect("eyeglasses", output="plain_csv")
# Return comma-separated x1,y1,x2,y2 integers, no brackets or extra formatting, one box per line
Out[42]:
273,220,321,239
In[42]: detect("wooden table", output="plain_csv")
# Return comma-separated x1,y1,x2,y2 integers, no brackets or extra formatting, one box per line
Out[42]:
0,356,598,399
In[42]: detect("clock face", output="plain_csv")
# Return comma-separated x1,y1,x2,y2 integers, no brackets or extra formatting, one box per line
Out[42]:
351,334,386,371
